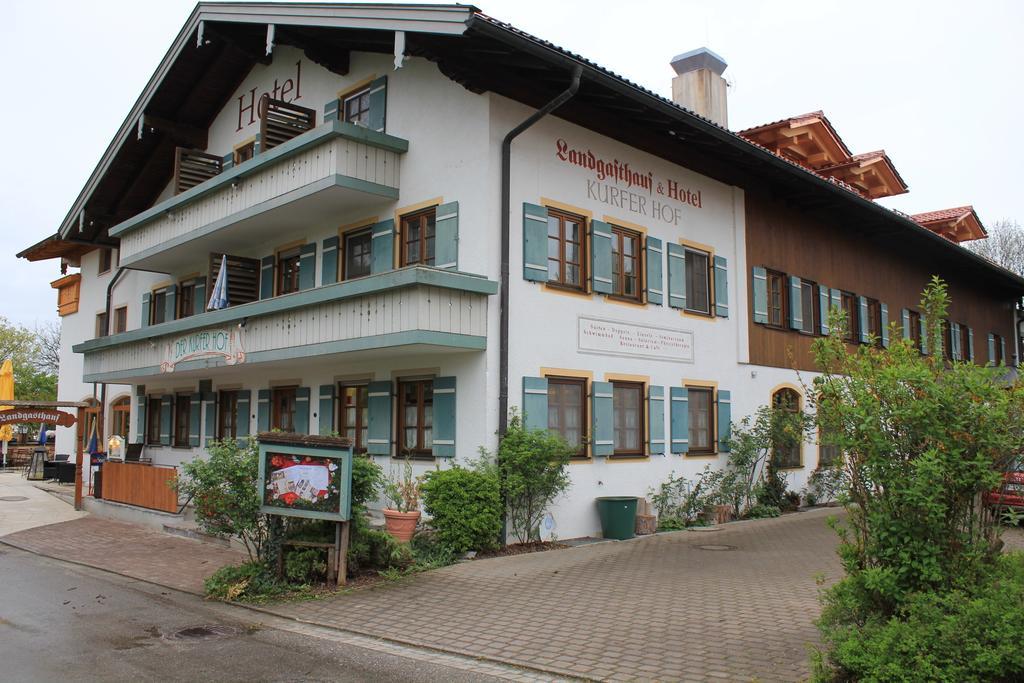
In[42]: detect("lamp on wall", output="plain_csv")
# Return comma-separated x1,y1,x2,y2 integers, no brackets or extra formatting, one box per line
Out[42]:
108,434,124,461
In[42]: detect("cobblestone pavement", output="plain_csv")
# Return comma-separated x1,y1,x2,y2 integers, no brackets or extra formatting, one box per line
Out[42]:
0,516,246,594
267,508,846,682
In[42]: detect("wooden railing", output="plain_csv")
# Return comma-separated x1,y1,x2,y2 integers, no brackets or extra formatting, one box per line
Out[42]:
101,461,179,513
174,147,223,194
260,98,317,152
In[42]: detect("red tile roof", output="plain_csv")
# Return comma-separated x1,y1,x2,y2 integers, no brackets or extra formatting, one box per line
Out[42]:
911,206,976,224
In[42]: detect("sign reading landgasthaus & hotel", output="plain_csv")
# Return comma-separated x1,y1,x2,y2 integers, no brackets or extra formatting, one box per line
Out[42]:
578,316,694,362
161,328,245,372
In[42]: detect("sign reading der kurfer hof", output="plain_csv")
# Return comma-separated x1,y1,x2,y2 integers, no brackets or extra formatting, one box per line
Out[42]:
578,316,694,362
161,328,245,372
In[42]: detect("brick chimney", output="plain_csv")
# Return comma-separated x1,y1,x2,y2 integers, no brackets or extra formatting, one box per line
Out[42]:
670,48,729,128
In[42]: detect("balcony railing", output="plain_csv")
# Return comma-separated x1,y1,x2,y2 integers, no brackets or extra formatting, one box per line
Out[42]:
173,148,223,194
260,98,317,152
74,267,497,384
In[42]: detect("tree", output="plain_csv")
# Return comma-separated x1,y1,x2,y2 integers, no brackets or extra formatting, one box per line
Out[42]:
964,219,1024,277
0,317,58,402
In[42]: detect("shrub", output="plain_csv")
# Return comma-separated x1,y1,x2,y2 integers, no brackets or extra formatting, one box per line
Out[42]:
745,503,780,519
813,553,1024,682
490,410,574,544
177,437,267,561
648,466,724,526
284,548,326,584
205,561,289,602
421,465,502,554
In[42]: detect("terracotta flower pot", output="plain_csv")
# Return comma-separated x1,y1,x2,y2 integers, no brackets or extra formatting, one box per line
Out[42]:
383,509,421,543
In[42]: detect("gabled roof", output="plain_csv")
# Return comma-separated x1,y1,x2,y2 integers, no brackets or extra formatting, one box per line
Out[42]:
912,206,987,243
37,3,1024,295
816,150,909,199
738,111,853,168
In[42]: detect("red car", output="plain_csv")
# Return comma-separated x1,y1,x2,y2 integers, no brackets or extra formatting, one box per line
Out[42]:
985,471,1024,510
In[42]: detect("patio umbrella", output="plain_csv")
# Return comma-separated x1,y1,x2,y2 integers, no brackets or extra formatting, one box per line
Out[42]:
0,359,13,468
38,423,47,445
207,254,229,310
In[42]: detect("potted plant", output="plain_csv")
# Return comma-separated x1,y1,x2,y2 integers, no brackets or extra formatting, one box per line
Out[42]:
383,455,423,543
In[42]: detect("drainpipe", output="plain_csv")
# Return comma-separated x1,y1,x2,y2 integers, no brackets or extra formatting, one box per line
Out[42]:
498,66,582,436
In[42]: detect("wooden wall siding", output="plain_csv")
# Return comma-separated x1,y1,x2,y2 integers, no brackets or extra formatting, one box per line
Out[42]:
745,192,1017,372
119,137,401,261
82,285,488,378
101,461,178,513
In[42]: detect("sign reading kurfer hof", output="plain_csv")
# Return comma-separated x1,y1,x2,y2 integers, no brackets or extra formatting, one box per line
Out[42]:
161,328,245,372
578,316,694,362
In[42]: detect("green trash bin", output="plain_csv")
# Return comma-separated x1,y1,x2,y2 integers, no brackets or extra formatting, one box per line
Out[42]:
596,496,639,540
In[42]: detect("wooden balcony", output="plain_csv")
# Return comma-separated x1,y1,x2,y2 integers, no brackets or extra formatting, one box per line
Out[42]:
51,273,81,316
173,147,223,194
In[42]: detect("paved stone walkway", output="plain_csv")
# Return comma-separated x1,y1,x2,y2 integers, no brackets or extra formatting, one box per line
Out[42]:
0,516,246,595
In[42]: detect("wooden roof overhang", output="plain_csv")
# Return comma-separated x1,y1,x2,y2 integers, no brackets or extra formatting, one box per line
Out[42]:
912,206,987,243
738,112,852,170
38,3,1024,298
817,151,909,199
17,233,99,262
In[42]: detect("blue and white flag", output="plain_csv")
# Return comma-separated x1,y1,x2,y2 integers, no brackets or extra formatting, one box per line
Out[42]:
208,254,229,310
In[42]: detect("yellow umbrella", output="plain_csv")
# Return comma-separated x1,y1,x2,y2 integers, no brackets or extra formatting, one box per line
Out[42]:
0,359,13,444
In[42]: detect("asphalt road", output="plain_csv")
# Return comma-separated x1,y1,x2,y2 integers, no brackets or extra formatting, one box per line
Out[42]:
0,546,515,683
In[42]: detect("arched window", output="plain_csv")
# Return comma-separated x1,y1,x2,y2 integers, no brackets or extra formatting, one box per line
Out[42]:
110,397,131,439
771,388,802,468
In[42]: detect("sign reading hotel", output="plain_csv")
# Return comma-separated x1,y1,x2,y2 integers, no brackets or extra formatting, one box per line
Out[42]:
555,138,705,226
161,328,245,372
578,316,694,362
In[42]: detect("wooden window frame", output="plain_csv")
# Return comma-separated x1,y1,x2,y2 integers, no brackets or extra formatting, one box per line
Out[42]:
218,390,239,441
610,226,643,303
907,309,922,350
98,248,113,275
611,380,645,458
233,140,255,166
146,397,162,445
271,386,298,433
111,397,131,438
276,247,302,296
150,289,167,325
397,379,434,458
683,248,712,316
337,383,369,454
342,227,373,281
173,394,191,448
840,291,858,343
113,306,128,334
866,298,882,346
342,87,372,127
547,376,588,459
95,312,108,338
771,388,803,469
686,386,715,455
765,269,787,329
178,280,195,319
399,207,437,268
799,279,819,336
546,208,587,292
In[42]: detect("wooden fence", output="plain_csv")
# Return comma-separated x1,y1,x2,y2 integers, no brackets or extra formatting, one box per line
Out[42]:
101,461,179,513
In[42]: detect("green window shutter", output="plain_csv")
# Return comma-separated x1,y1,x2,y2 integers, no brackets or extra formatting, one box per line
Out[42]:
141,292,151,328
951,323,961,360
259,256,275,299
164,285,177,323
522,377,549,432
367,381,392,455
967,327,974,362
667,243,686,309
203,393,216,446
298,243,317,291
902,308,911,340
160,395,172,446
221,152,234,171
818,285,831,336
717,389,732,453
669,386,689,454
858,296,870,344
433,376,456,457
371,219,394,275
318,385,335,436
920,317,928,355
830,288,841,336
434,201,459,270
189,392,201,447
713,255,728,317
135,396,147,444
367,75,388,133
880,303,890,348
235,390,251,446
323,98,340,121
1000,337,1007,366
590,220,614,295
591,380,613,457
646,237,663,305
752,266,768,324
988,333,996,365
321,236,339,286
648,385,665,455
522,203,549,282
257,389,270,433
788,276,803,330
294,387,310,435
193,277,206,316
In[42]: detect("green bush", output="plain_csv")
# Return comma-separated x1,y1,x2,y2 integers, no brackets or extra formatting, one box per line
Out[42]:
421,465,502,554
284,548,327,584
813,553,1024,682
205,561,289,602
745,504,781,519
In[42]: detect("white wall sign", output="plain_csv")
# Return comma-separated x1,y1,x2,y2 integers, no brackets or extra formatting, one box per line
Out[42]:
578,316,694,362
161,328,246,372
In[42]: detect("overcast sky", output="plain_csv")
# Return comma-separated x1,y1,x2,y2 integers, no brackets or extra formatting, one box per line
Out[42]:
2,0,1022,329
